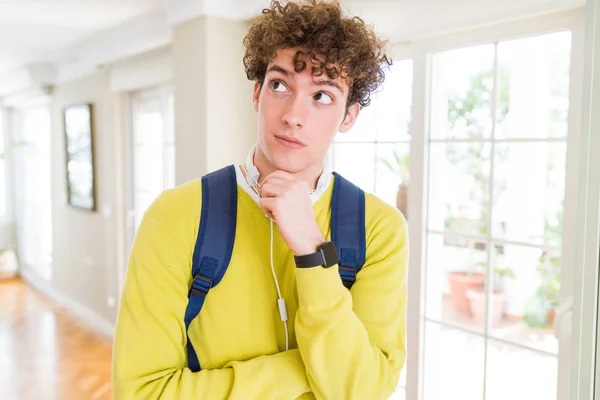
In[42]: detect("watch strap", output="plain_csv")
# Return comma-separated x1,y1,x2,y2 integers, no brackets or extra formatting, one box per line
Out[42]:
294,251,325,268
294,242,338,268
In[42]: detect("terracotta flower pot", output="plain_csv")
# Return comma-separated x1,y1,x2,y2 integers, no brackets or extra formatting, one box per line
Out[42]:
396,182,408,220
550,308,556,326
466,288,506,328
447,272,486,314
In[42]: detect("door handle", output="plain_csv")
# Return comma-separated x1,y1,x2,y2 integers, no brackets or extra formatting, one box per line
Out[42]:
553,297,573,339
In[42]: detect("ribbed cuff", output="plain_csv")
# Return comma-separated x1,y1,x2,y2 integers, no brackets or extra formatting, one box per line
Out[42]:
295,265,349,308
226,349,311,399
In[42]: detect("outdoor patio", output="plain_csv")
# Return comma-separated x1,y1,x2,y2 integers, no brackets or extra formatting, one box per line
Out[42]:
388,295,558,400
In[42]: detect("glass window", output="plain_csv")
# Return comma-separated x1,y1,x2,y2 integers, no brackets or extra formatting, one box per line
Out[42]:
332,60,413,217
423,31,572,399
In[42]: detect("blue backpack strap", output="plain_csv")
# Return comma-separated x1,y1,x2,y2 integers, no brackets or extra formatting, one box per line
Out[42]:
330,172,366,289
184,165,237,372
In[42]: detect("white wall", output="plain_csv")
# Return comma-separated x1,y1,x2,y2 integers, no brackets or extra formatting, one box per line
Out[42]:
205,17,257,172
0,225,14,251
173,16,256,185
51,71,119,324
37,15,257,331
173,16,209,184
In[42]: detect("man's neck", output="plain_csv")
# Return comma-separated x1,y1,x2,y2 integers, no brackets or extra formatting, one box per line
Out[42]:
253,146,323,190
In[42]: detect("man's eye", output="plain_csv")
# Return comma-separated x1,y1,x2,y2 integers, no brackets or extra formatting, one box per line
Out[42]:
314,92,333,105
270,80,288,92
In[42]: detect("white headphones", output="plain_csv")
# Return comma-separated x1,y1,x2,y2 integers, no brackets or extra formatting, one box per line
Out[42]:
243,144,332,202
242,144,333,353
243,146,262,193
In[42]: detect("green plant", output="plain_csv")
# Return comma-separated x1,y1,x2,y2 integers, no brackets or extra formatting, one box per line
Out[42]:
538,252,561,308
493,266,515,280
380,150,410,183
472,260,515,290
536,208,562,309
542,209,563,245
445,67,510,237
0,141,28,159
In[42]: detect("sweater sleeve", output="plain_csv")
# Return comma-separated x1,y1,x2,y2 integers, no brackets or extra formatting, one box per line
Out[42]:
294,206,408,400
112,210,311,400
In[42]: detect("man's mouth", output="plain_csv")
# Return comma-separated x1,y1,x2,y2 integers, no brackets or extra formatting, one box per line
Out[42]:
275,135,306,148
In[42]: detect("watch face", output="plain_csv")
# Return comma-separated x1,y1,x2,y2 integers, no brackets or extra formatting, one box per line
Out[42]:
320,242,338,267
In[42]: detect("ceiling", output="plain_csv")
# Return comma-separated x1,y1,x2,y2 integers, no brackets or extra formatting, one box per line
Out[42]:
344,0,584,41
225,0,585,40
0,0,160,75
0,0,586,81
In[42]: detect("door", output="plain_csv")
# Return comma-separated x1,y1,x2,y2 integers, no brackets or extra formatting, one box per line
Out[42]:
122,85,174,286
573,0,600,398
421,30,577,400
12,105,53,280
332,24,581,399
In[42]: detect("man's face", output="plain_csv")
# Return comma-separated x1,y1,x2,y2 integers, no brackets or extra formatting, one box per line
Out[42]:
253,48,359,175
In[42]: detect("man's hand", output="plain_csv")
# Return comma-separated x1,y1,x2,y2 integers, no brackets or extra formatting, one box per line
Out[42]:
259,171,325,255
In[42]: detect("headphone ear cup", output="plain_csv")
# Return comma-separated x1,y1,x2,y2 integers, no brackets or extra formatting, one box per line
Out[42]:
248,166,260,186
244,165,261,194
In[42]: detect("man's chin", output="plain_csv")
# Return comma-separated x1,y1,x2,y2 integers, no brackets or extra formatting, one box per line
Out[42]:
269,154,306,174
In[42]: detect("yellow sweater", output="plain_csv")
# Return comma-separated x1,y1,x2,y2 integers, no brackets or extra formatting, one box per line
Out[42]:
112,174,408,400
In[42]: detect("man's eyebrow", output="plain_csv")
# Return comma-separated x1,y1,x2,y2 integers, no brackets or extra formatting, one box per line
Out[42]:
267,64,344,93
314,79,343,93
266,65,291,77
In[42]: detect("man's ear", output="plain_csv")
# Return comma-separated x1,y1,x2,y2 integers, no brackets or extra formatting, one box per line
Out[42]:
339,102,360,133
252,81,261,112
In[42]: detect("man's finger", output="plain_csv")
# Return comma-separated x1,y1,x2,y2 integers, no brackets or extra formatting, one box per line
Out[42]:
259,176,292,189
261,170,295,185
259,197,278,217
260,182,287,198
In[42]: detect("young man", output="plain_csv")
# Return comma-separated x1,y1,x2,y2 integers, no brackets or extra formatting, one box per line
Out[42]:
112,1,408,399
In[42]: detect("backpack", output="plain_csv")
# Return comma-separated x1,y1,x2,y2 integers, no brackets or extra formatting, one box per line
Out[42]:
183,164,366,372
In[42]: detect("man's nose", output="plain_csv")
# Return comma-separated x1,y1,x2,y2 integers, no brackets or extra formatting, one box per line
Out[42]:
282,95,307,128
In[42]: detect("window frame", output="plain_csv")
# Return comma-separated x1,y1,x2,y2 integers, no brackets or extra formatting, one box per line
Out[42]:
384,9,586,400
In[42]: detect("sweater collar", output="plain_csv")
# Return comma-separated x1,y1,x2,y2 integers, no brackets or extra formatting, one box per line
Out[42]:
236,143,333,205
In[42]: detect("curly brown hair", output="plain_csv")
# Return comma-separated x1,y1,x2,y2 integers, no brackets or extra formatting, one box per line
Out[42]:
243,0,391,108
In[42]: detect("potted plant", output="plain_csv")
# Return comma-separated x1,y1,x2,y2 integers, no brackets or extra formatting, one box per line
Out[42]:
534,251,561,327
447,265,486,314
444,238,488,314
536,211,563,325
380,150,410,219
466,266,515,327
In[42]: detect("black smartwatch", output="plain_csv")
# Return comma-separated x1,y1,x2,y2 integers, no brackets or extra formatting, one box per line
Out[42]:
294,241,339,268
